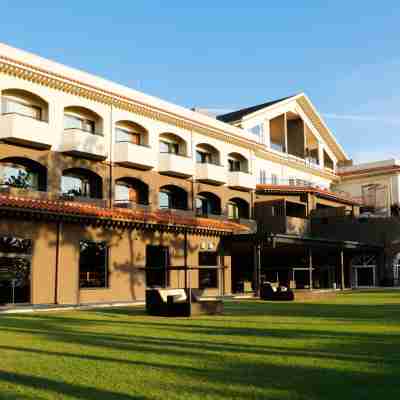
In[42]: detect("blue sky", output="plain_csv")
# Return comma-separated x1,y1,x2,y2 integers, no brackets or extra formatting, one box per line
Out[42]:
1,1,399,163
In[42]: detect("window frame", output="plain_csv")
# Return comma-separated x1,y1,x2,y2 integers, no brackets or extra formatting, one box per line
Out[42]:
79,240,109,289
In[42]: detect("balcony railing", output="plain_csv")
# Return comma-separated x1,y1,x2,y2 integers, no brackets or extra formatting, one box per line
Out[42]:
158,152,195,177
114,141,156,169
259,178,328,189
0,112,53,149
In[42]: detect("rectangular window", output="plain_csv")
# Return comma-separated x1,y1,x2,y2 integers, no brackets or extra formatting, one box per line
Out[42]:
61,175,90,197
159,191,171,209
271,174,279,185
259,169,267,184
115,128,141,144
227,203,239,219
2,98,42,120
198,251,218,289
79,240,108,288
196,150,212,164
64,114,95,134
271,142,284,152
249,124,264,143
228,159,241,172
160,140,179,155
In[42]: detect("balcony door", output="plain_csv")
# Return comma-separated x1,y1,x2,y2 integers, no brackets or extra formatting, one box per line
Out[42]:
146,245,169,288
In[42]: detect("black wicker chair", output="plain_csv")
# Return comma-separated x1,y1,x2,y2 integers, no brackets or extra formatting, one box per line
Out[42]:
260,282,294,301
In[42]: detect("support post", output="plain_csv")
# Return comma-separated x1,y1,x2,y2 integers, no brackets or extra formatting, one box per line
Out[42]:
254,243,262,297
184,230,188,290
309,248,313,291
340,249,345,290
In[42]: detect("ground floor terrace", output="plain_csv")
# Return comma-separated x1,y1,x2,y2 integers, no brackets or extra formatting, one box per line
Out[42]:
0,194,252,308
0,291,400,399
230,234,383,294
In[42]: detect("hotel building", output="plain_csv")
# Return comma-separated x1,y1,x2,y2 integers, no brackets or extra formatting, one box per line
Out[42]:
0,43,378,307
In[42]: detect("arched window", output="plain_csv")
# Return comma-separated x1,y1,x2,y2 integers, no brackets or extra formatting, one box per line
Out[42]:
1,89,48,121
115,121,149,146
196,144,220,165
159,185,188,210
159,133,187,156
64,106,103,136
228,152,249,173
196,192,222,216
115,177,149,206
227,197,250,219
61,168,103,199
0,157,47,191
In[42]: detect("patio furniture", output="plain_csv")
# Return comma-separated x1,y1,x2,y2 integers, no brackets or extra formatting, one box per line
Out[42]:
145,288,190,317
260,282,294,301
190,289,224,315
145,288,224,316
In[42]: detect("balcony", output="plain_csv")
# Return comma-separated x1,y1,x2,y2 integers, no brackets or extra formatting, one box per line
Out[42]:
61,129,107,160
158,153,194,178
0,113,53,149
196,163,227,185
114,142,155,170
227,171,256,190
260,215,310,236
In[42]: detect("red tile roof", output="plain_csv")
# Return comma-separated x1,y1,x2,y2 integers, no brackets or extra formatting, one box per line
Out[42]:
0,194,249,233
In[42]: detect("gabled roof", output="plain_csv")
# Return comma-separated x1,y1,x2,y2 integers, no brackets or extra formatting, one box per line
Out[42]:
218,92,349,162
216,95,296,123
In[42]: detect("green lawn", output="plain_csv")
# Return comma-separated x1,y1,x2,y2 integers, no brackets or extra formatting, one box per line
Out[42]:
1,291,400,400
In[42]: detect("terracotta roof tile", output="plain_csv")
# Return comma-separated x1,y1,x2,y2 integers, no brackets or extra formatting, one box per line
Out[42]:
0,194,249,233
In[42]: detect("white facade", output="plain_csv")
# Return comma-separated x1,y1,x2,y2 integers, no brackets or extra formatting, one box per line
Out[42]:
0,42,348,190
336,159,400,207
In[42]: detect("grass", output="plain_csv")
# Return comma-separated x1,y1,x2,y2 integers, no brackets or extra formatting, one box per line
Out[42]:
1,291,400,399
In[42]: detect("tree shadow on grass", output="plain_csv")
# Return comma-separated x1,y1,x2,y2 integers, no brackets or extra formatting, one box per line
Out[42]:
2,299,400,399
0,370,148,400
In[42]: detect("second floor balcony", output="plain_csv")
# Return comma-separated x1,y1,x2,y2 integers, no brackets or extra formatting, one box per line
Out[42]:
158,152,194,178
61,129,107,160
0,112,52,149
196,162,227,185
114,142,156,170
227,171,256,191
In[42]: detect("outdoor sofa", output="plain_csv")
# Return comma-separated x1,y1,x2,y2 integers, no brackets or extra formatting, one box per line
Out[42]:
260,282,294,301
145,288,223,316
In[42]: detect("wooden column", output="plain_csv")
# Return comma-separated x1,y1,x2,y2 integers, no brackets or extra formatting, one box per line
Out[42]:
309,248,313,291
340,249,345,290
